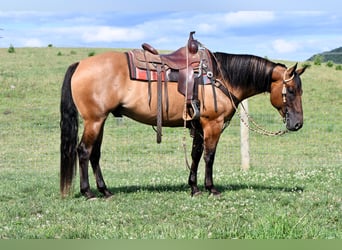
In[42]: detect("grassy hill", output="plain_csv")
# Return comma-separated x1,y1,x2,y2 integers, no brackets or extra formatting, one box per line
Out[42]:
308,47,342,64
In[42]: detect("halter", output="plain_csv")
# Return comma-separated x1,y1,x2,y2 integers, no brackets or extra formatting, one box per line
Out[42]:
222,67,297,137
282,69,295,103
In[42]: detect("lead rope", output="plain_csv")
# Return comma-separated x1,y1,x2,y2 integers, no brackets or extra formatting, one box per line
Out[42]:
240,70,295,136
182,45,192,170
217,78,288,136
238,101,288,136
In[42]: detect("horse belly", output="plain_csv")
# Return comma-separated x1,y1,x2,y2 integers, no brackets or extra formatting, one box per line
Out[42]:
120,82,185,127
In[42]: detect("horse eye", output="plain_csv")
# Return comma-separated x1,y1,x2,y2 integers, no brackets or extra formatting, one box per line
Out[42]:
288,87,295,94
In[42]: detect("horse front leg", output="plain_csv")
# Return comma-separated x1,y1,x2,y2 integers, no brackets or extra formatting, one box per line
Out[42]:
203,147,221,196
202,123,222,196
188,128,204,196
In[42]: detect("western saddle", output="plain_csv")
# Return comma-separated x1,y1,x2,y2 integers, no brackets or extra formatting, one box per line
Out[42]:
126,31,213,143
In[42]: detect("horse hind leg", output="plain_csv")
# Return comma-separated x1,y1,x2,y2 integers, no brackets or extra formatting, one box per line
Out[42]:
78,119,109,199
77,139,95,199
89,123,113,198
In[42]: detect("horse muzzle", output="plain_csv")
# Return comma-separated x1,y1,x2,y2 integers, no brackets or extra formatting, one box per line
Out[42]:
285,111,303,131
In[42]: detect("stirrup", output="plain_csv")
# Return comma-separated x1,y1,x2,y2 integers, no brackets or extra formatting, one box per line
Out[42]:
186,100,200,121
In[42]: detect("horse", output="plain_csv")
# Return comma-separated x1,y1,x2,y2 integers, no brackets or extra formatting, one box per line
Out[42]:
60,48,307,199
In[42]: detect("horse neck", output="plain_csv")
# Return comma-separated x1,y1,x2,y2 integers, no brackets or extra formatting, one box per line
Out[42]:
213,53,279,101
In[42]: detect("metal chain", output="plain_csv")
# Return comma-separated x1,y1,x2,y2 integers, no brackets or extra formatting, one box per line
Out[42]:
222,79,288,136
237,102,288,136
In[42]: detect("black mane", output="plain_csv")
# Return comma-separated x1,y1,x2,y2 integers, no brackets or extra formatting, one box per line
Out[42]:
212,52,285,93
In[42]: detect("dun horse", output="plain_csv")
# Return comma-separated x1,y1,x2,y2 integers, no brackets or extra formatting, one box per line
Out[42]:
60,35,307,199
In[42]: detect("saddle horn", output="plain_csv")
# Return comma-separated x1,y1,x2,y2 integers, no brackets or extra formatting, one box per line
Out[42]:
187,31,199,54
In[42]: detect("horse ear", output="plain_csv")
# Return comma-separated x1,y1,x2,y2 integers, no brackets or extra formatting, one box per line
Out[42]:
287,63,298,76
296,65,308,76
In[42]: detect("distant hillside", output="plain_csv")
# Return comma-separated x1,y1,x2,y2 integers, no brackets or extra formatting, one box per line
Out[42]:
308,47,342,64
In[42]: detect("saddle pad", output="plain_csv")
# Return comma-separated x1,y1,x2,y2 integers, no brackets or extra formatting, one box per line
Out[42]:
126,51,167,82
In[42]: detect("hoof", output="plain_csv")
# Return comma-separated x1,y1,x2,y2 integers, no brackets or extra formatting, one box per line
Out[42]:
207,187,221,197
190,186,202,197
87,197,98,201
209,191,221,197
104,194,114,201
103,190,114,199
82,190,97,200
191,191,202,197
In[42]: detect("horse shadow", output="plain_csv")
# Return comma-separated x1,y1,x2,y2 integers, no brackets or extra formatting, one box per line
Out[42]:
75,183,304,198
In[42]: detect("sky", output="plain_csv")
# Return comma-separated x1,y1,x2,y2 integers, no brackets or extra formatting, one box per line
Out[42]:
1,0,341,61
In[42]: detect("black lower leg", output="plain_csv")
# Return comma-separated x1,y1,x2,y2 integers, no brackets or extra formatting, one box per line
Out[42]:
188,129,203,196
204,149,221,196
91,161,113,198
90,128,113,198
78,142,96,199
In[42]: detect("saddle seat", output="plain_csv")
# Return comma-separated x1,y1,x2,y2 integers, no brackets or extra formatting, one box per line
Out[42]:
136,43,201,71
161,47,200,69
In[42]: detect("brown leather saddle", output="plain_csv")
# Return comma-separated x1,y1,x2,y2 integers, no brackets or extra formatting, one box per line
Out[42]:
126,31,213,143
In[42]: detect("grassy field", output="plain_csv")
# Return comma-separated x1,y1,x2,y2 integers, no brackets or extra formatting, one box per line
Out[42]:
0,47,341,239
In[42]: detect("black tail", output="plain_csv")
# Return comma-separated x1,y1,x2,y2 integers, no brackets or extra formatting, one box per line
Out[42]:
60,62,79,197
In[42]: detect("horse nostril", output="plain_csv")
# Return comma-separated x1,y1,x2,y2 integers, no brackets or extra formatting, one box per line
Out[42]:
295,123,302,130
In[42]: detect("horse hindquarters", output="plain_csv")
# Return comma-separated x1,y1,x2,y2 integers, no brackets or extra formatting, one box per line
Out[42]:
60,61,113,199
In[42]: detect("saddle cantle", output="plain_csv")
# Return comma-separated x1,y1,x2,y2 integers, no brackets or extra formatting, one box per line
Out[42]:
126,31,213,143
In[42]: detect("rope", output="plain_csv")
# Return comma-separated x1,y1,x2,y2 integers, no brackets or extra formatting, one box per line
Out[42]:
222,79,288,136
238,101,288,136
182,44,192,170
236,69,295,136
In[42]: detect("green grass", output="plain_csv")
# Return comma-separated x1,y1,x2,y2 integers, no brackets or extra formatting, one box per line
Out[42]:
0,48,341,239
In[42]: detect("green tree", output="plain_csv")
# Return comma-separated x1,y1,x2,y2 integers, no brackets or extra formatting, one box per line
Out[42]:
313,55,323,66
8,44,15,53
